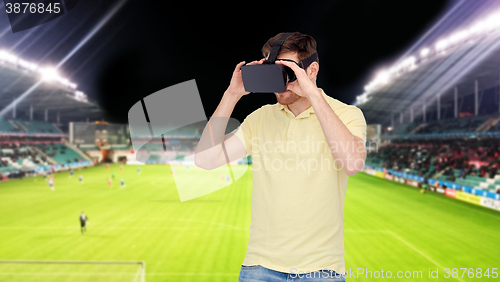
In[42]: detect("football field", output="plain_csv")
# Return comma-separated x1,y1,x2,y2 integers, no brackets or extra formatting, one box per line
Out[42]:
0,164,499,281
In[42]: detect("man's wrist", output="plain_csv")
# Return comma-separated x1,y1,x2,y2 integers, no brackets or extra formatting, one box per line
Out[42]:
223,90,242,104
307,88,323,102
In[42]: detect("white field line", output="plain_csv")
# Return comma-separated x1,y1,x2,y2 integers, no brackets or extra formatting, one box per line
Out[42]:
386,230,466,282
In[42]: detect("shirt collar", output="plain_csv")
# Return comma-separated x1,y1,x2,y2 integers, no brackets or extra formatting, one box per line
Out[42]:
277,88,327,117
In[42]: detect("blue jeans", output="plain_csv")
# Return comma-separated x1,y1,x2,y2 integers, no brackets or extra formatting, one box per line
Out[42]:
238,265,346,282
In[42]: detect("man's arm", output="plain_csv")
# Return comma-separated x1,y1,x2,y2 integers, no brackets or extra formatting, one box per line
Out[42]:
194,91,245,170
275,60,367,176
194,59,263,170
308,92,367,176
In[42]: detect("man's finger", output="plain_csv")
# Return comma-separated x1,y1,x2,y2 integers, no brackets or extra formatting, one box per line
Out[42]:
234,61,246,72
276,60,307,78
247,60,262,65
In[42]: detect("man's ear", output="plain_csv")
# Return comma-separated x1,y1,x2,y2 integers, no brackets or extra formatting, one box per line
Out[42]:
307,62,319,78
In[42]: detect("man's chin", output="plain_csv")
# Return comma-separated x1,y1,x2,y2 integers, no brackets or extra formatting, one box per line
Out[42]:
275,91,300,105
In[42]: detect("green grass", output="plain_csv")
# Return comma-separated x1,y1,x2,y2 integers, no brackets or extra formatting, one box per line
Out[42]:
0,164,499,281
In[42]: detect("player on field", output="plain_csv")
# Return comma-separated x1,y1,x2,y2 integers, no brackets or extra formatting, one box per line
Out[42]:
421,177,429,194
80,212,88,235
111,172,115,179
120,179,126,188
69,169,74,178
106,163,109,171
48,177,55,191
107,178,112,188
79,175,84,184
119,165,123,172
137,167,141,175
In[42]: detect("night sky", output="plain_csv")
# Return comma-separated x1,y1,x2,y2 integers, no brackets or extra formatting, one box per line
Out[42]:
0,0,450,124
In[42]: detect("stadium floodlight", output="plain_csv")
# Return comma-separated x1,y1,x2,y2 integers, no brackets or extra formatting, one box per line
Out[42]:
58,77,70,86
469,20,487,35
0,49,80,90
485,13,500,30
74,90,87,102
17,59,38,71
435,39,449,51
420,48,430,58
449,30,470,45
362,5,500,98
0,50,18,64
39,67,59,81
403,56,416,67
355,92,371,105
375,70,390,85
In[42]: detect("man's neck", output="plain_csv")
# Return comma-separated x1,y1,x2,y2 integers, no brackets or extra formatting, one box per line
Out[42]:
287,97,312,117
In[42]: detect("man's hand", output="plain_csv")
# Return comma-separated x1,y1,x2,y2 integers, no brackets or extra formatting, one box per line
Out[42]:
226,58,265,99
275,60,321,99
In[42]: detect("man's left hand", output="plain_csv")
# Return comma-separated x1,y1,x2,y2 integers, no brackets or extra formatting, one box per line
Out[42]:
275,60,321,99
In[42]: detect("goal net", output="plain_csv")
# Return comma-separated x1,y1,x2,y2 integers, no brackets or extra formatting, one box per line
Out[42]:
0,260,145,282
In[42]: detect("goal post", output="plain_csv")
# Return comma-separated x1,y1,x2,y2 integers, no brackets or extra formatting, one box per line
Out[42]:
0,260,145,282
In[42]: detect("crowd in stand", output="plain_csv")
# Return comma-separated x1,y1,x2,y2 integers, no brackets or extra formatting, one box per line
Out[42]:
368,139,500,180
0,143,45,168
38,143,84,164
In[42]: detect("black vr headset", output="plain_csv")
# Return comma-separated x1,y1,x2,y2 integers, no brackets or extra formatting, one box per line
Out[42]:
240,32,318,93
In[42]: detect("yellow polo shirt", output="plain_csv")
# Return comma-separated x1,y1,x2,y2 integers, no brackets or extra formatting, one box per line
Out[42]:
234,88,366,274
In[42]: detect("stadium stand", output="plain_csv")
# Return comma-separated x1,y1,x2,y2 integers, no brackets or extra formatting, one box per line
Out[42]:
36,143,85,164
15,120,64,134
366,137,500,194
0,143,49,172
0,118,18,133
415,115,491,134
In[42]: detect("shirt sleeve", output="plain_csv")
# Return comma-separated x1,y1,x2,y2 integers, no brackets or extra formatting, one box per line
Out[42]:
340,105,367,143
230,115,253,156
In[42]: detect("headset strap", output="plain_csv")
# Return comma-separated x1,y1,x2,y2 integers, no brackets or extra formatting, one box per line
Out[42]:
264,32,294,64
298,52,318,69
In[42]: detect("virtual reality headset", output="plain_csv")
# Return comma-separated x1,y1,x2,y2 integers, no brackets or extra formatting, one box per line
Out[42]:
240,32,318,93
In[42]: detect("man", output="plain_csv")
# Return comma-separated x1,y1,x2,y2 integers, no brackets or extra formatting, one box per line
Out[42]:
79,174,84,184
107,178,112,188
120,178,126,188
79,211,88,235
195,32,366,281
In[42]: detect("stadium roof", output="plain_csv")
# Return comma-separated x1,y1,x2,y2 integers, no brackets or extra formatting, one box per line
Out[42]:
0,52,105,123
356,5,500,125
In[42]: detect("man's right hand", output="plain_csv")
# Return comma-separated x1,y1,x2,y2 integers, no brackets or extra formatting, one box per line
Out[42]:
225,58,265,99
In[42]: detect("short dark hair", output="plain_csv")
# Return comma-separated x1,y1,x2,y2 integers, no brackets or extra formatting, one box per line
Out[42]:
262,32,319,64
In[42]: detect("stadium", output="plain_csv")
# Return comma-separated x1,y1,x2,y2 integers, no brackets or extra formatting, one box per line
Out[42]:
0,1,499,282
